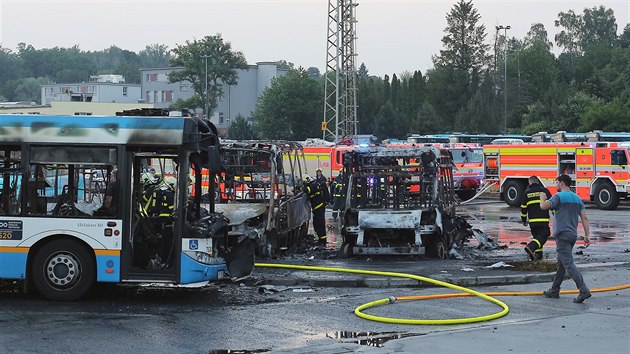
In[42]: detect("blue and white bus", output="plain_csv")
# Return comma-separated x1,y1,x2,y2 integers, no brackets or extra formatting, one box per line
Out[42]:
0,114,255,300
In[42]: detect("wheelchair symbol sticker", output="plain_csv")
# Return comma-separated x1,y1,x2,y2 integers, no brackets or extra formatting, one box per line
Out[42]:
189,240,198,250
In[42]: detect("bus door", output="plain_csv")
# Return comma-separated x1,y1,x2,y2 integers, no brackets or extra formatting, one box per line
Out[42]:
576,147,594,199
128,153,180,280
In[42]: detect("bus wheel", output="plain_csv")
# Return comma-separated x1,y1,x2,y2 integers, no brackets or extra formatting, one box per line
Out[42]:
340,243,353,258
31,239,95,301
594,183,620,210
503,180,525,207
426,239,447,259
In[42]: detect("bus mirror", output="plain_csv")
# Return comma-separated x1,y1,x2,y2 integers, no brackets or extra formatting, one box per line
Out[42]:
206,146,222,174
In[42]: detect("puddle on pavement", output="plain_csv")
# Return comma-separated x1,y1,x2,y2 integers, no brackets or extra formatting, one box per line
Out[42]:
327,331,424,347
461,213,630,247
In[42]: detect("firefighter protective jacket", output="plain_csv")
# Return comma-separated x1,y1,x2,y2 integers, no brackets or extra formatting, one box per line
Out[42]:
305,180,327,211
520,182,552,225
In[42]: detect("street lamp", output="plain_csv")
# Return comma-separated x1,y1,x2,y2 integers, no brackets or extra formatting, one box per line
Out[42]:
200,55,209,120
496,25,510,133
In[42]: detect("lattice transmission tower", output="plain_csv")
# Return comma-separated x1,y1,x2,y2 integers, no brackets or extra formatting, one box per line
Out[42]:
322,0,358,142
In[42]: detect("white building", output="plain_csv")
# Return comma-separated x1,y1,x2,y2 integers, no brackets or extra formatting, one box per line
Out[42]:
141,62,288,135
40,74,141,105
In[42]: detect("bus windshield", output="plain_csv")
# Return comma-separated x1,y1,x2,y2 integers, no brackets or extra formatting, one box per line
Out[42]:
450,148,483,164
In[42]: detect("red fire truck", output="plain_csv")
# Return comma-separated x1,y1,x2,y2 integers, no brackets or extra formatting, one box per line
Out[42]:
484,142,630,210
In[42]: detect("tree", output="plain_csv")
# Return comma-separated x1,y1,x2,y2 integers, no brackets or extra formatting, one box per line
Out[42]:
412,101,441,134
228,115,257,140
6,77,52,104
169,34,248,117
373,101,408,140
0,47,25,98
430,0,490,130
524,23,553,50
433,0,490,78
253,68,323,140
555,6,618,55
579,94,630,131
357,63,369,80
581,6,618,48
138,44,172,68
619,24,630,48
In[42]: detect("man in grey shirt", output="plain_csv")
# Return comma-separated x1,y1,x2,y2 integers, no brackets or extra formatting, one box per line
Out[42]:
540,174,592,303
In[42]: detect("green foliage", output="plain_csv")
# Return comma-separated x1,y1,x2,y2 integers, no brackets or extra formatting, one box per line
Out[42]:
412,101,441,134
554,91,602,131
434,0,490,77
524,23,553,50
373,101,409,140
228,115,257,140
169,34,248,117
357,75,385,134
425,66,469,131
5,77,52,104
169,96,203,112
253,68,323,140
579,94,630,131
138,44,172,68
555,6,618,55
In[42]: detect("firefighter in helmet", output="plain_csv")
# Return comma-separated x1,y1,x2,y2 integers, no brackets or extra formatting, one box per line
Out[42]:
521,176,552,260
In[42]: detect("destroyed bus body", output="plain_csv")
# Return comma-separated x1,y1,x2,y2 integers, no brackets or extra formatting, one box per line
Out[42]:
386,141,484,201
484,141,630,210
0,114,255,301
215,141,311,256
339,147,470,259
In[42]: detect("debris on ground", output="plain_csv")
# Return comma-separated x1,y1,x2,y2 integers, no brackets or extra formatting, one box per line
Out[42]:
461,267,475,272
258,285,313,294
484,261,514,268
472,229,500,250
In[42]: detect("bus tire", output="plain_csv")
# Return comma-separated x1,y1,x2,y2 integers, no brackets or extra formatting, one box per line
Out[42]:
503,180,525,207
31,239,95,301
426,239,447,259
594,183,619,210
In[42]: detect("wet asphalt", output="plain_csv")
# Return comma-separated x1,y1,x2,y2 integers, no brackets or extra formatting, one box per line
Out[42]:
1,197,629,353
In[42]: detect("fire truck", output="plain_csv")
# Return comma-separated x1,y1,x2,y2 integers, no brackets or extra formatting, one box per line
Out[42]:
484,142,630,210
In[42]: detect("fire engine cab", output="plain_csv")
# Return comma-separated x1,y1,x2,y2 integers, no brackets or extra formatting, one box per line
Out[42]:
484,142,630,210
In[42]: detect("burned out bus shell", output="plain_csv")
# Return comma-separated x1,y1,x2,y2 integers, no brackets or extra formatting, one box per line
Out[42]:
0,114,251,300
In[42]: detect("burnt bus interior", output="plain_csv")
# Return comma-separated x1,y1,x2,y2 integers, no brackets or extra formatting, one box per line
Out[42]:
216,141,311,255
340,147,465,258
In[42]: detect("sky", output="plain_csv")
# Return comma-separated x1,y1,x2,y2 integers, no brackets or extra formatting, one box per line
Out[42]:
1,0,629,77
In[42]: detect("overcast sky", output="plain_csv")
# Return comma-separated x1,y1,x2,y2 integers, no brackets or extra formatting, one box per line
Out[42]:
1,0,628,77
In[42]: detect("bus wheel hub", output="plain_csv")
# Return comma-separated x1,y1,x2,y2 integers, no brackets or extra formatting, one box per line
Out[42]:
46,253,80,287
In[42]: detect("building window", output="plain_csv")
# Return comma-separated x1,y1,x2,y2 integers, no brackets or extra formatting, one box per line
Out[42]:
180,85,188,92
146,74,157,82
219,112,224,124
146,91,151,103
162,90,173,103
153,91,158,103
123,87,128,96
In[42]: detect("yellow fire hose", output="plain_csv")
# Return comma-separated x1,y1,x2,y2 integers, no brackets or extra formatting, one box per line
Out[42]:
255,263,630,325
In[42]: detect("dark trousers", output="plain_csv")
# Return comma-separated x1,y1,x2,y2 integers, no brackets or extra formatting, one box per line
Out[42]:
312,207,326,239
526,224,550,259
551,231,589,293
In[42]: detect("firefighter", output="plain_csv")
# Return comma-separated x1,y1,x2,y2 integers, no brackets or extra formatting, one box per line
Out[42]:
331,171,345,219
521,176,552,260
304,174,329,246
